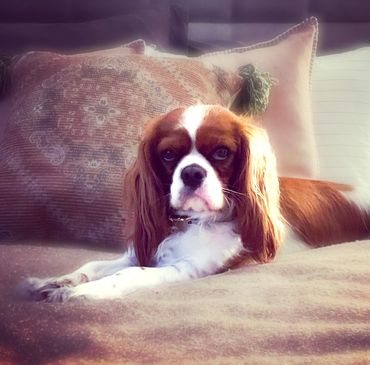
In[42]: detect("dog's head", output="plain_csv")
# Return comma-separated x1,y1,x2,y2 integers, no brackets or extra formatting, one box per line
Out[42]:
125,105,284,266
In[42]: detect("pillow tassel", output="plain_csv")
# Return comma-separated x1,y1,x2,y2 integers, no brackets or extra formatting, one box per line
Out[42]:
231,64,276,116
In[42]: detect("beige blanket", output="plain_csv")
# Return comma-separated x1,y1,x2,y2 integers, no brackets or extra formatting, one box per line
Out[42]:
0,241,369,364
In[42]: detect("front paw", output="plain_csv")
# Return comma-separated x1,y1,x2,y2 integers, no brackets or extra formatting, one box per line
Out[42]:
39,286,75,303
18,277,68,301
17,277,54,301
17,274,88,301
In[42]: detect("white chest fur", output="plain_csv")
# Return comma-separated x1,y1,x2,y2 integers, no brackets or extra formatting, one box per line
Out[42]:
154,222,244,275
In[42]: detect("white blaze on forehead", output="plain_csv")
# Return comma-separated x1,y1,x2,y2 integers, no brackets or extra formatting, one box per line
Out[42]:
171,105,224,215
180,105,210,143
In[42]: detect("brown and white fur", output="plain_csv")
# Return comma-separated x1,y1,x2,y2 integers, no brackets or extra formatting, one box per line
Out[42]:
20,105,370,302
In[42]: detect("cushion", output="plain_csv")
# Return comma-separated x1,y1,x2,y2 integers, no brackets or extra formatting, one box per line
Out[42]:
0,240,370,364
0,45,240,247
312,47,370,193
149,17,319,178
199,17,319,178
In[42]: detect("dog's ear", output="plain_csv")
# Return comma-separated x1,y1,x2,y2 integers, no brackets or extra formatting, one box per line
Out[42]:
124,124,170,267
231,118,284,262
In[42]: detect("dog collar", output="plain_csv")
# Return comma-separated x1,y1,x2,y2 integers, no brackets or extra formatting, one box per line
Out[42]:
168,215,199,225
168,213,233,227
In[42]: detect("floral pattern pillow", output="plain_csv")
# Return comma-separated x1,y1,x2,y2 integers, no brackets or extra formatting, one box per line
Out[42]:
0,46,240,247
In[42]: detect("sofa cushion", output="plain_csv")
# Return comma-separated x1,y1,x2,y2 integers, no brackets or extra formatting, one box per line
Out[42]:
0,240,369,364
150,18,319,178
199,17,319,178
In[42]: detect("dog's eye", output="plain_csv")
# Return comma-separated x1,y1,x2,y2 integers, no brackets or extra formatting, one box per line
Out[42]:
161,149,177,162
212,146,230,161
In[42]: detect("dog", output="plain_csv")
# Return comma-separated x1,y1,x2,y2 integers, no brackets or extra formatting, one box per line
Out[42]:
20,105,370,302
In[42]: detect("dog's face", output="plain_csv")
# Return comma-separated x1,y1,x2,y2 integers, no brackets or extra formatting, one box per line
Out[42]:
153,105,241,219
126,105,283,266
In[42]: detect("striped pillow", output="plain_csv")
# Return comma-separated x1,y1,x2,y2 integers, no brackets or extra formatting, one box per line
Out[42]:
312,47,370,193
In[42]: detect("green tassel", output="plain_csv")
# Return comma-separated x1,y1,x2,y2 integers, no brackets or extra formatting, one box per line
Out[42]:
0,55,11,98
231,64,276,116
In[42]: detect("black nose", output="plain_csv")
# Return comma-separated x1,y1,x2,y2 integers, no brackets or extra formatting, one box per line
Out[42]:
180,164,207,190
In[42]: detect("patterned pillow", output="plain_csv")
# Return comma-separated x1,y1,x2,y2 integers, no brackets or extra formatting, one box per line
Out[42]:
0,47,240,247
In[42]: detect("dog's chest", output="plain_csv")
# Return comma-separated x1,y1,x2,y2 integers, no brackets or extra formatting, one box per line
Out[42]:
154,222,243,267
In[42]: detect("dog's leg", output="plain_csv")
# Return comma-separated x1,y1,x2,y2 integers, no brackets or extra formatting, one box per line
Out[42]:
37,259,218,302
19,249,136,301
27,223,245,302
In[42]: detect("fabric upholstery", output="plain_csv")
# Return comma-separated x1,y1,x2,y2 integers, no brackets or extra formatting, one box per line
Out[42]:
1,1,370,55
0,240,369,364
0,14,167,55
0,0,169,23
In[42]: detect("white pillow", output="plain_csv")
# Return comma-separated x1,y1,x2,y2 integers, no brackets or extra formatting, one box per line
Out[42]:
312,47,370,194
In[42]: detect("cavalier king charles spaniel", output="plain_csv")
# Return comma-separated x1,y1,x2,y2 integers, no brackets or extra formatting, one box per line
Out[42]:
21,105,370,302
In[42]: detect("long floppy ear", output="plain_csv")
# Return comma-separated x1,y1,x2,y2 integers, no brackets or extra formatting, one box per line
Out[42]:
124,129,171,267
232,118,284,262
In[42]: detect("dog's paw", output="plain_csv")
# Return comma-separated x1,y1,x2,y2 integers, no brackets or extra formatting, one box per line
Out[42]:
17,277,53,301
17,274,89,301
17,278,84,303
39,286,74,303
17,278,78,303
17,277,68,301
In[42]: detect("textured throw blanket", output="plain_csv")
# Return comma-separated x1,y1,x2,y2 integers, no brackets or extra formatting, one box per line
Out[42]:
0,240,369,364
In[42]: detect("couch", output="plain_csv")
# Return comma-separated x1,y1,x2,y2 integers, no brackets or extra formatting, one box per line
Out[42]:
1,1,370,364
